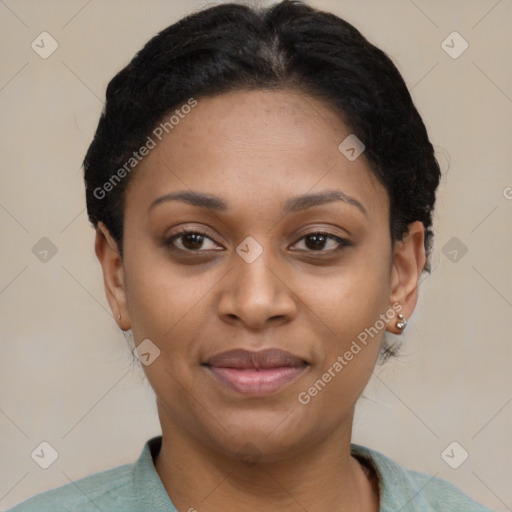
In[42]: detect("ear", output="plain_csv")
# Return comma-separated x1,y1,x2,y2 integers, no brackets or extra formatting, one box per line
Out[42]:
387,221,426,334
95,222,130,330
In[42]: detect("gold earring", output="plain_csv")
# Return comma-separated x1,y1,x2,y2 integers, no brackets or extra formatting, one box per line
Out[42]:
396,313,407,331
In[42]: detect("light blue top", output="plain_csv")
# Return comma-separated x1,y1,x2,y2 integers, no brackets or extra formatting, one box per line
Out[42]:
7,436,495,511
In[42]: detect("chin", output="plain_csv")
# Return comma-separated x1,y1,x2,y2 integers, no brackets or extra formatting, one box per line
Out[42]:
201,411,318,462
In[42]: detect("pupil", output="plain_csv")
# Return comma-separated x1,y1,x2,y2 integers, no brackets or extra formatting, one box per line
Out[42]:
183,233,204,249
306,233,326,250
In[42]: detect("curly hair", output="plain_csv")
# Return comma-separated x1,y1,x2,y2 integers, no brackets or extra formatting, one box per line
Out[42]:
83,0,441,361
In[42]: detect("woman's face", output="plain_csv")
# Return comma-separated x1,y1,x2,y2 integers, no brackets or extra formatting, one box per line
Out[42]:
99,89,423,462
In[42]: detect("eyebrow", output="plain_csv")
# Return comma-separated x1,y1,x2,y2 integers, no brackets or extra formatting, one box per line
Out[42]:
148,189,367,216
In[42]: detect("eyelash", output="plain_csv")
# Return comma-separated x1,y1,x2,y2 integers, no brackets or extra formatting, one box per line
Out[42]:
164,228,351,255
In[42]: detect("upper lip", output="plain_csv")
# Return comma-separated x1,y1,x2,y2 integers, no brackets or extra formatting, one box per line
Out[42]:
204,348,308,369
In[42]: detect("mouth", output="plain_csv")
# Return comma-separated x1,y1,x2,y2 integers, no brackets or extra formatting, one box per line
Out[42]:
203,348,309,396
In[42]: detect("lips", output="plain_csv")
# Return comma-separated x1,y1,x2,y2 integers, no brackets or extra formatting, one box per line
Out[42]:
203,348,309,396
205,348,307,369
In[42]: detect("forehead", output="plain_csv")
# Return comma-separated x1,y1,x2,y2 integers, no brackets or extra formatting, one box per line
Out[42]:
125,89,388,219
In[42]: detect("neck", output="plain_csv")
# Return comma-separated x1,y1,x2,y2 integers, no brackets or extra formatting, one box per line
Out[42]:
153,410,379,512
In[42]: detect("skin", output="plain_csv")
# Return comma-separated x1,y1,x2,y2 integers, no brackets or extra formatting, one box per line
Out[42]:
95,89,426,512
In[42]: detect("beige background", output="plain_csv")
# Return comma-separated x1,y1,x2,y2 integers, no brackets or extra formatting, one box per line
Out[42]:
0,0,510,510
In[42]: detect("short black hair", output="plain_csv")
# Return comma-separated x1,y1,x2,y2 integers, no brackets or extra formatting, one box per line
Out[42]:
83,0,441,359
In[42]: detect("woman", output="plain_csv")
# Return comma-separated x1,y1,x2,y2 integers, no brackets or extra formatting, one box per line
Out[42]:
8,1,495,510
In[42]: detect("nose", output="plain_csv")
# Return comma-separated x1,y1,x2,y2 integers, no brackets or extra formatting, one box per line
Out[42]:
217,245,297,330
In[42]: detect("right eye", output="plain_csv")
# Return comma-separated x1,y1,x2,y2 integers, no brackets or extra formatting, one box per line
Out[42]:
163,229,224,252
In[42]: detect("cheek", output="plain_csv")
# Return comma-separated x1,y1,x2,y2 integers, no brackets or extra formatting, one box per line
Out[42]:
296,303,388,422
122,242,216,341
295,247,392,396
293,244,392,336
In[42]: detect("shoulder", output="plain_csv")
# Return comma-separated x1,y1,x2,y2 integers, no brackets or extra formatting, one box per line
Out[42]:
6,463,136,512
350,443,496,512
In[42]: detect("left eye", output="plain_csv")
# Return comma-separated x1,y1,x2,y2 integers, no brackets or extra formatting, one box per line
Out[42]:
291,232,349,252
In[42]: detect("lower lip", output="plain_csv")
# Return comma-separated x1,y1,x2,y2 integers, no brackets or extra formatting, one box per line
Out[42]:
206,366,308,396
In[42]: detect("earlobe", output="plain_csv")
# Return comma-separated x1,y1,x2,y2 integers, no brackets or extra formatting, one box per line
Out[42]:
387,221,426,334
94,222,130,330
